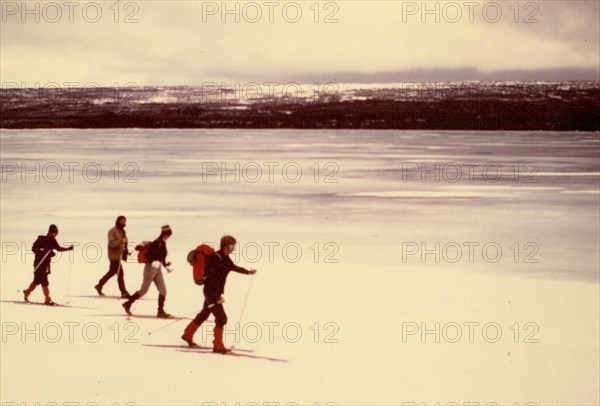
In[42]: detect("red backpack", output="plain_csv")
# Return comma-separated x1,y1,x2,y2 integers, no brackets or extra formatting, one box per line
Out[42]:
187,244,215,285
135,241,152,264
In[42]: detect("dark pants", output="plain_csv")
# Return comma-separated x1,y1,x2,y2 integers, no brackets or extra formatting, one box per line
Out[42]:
32,267,50,287
98,260,127,294
193,296,227,327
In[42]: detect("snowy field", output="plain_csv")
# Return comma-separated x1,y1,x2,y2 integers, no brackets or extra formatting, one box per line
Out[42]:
1,129,599,406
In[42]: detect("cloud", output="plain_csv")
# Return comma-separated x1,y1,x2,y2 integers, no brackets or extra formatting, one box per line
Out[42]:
511,0,599,49
1,0,598,85
210,66,599,83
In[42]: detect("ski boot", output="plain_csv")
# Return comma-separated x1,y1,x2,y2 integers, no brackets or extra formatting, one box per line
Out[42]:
212,327,231,353
94,284,105,296
181,321,200,347
157,310,173,319
122,301,132,315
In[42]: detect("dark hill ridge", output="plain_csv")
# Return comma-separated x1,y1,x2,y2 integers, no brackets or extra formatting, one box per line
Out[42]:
1,82,598,130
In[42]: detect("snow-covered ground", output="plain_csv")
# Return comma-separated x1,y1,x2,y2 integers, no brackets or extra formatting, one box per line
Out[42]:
1,129,598,405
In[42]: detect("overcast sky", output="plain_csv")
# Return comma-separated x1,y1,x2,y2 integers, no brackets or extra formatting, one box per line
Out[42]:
1,0,598,85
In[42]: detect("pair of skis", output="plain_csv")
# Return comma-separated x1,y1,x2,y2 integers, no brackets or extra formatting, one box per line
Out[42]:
6,301,288,363
143,344,289,363
91,313,191,321
1,299,94,310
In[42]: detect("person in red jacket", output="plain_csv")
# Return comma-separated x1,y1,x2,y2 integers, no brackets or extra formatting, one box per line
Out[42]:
23,224,74,305
181,235,256,353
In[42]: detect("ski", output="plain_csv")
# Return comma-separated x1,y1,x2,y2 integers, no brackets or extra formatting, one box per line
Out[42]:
92,313,192,320
145,343,286,362
143,343,255,353
1,300,95,310
68,294,145,300
179,348,289,363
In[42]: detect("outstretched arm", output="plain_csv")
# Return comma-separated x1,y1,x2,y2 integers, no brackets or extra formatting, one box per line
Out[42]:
52,238,74,252
228,258,256,275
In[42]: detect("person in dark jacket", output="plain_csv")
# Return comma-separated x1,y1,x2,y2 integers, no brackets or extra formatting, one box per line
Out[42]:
181,235,256,353
122,224,173,318
23,224,74,305
95,215,130,298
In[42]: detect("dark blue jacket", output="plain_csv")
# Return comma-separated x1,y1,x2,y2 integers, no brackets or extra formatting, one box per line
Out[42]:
145,237,168,266
32,235,70,271
203,249,249,299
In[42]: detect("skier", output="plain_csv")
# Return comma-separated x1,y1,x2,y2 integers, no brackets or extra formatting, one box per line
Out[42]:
122,224,174,318
181,235,256,353
23,224,74,305
95,215,130,298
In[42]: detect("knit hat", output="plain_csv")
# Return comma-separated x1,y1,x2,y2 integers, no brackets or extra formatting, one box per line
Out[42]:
220,235,237,249
161,224,172,236
48,224,58,234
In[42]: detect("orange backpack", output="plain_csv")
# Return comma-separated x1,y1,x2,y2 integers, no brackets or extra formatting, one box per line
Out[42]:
187,244,215,285
135,241,152,264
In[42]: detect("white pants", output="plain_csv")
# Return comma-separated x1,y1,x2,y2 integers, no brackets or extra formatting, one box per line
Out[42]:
138,263,167,297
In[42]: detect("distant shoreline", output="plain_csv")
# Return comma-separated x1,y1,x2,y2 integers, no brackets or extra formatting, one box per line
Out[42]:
2,82,598,130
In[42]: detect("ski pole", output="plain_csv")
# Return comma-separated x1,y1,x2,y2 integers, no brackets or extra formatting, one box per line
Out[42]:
114,260,123,297
148,295,220,335
65,259,72,305
32,250,53,273
147,309,199,335
231,274,254,350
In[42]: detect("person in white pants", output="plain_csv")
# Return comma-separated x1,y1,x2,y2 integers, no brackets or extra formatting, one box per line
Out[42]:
123,225,173,318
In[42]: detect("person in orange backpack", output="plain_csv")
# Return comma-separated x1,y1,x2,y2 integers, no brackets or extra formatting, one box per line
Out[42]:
181,235,256,353
123,224,174,318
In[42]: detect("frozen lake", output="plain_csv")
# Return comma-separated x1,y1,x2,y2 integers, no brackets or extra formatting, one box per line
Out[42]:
2,129,598,280
1,129,599,405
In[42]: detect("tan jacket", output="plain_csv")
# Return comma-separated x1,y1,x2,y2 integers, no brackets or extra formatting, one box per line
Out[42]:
107,226,126,262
